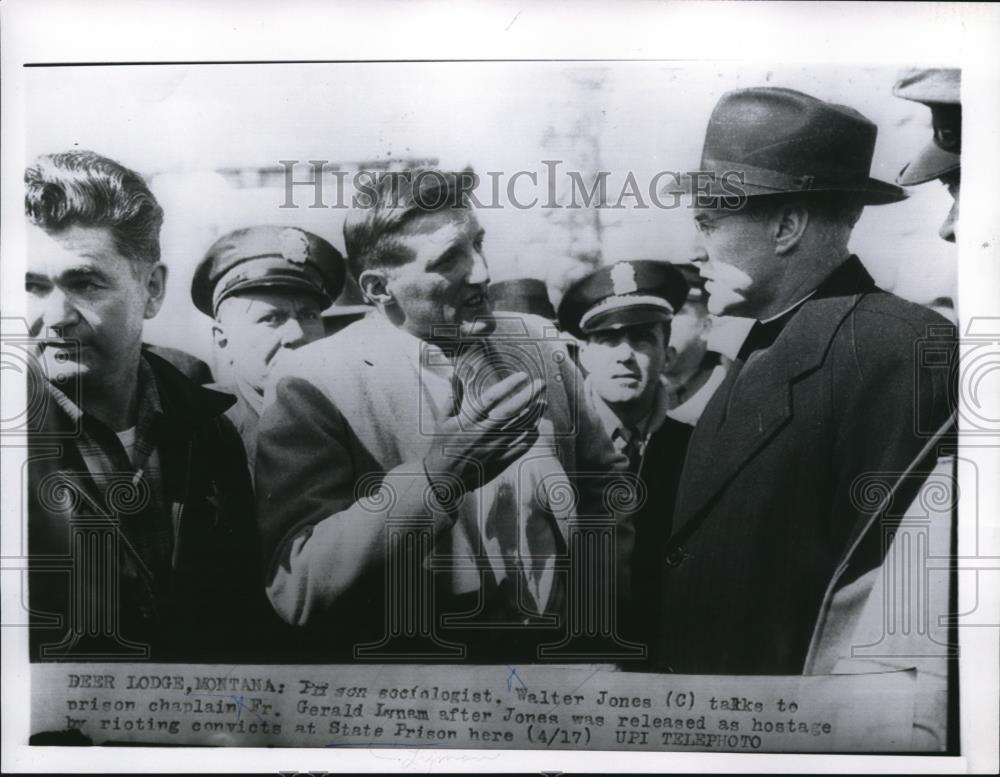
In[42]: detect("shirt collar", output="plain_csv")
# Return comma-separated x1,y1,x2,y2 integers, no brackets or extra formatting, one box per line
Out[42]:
234,374,264,418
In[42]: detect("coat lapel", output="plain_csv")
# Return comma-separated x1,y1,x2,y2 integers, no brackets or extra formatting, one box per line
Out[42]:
673,260,873,534
341,315,441,464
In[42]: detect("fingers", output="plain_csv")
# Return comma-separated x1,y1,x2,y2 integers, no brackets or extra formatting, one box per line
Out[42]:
487,377,546,427
480,428,541,485
475,370,530,411
495,427,541,466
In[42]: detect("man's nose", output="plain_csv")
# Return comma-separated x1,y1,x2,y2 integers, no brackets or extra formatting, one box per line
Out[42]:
279,316,308,348
611,340,634,360
938,200,958,243
39,288,78,333
467,250,490,286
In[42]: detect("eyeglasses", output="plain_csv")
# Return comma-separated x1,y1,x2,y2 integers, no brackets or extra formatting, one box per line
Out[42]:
693,210,740,235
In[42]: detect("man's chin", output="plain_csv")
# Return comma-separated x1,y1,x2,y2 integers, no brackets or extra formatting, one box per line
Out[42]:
597,385,644,405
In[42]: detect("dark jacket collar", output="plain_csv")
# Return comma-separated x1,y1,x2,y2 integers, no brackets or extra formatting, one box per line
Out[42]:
813,254,878,300
36,346,234,440
673,255,879,529
140,346,236,432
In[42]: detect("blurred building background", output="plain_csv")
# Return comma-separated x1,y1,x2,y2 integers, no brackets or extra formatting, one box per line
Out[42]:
26,62,955,369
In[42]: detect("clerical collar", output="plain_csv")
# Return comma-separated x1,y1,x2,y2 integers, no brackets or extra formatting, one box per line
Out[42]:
736,292,816,362
760,290,816,324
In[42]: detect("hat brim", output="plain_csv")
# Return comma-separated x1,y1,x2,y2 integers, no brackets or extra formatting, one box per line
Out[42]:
671,171,907,206
581,305,672,336
897,141,961,186
218,275,332,313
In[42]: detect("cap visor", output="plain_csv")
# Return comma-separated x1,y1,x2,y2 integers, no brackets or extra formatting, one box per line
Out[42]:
582,306,671,335
221,276,331,308
897,142,961,186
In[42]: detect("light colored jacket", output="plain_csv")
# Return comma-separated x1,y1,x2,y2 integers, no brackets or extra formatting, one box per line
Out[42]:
254,312,627,632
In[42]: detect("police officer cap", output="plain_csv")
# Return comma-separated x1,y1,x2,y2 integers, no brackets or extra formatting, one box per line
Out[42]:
893,68,961,186
490,278,557,320
192,225,346,317
558,260,690,338
893,68,960,105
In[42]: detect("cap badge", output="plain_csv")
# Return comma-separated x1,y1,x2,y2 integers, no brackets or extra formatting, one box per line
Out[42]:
610,262,638,296
280,228,310,265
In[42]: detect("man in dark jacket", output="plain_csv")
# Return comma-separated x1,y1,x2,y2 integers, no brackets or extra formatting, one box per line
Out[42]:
658,88,955,675
24,150,274,662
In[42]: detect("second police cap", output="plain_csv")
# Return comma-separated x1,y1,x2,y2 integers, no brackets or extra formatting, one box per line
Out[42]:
489,278,557,320
192,225,346,317
672,262,708,305
893,68,961,186
557,260,690,338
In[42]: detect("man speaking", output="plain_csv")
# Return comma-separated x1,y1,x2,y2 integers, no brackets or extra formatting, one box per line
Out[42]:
255,169,625,661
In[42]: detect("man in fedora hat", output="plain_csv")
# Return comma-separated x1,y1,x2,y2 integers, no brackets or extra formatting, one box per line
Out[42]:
893,68,961,243
558,259,693,661
657,87,955,675
192,225,346,468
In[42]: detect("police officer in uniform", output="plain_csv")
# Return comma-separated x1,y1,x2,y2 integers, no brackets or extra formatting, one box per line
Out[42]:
894,68,961,243
557,260,692,662
192,225,346,467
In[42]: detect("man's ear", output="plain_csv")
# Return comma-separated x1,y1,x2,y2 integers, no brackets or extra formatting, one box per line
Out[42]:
143,263,168,319
358,269,392,305
662,344,679,373
773,203,809,255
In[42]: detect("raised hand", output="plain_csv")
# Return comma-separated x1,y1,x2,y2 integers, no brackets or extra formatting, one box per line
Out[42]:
424,370,547,496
